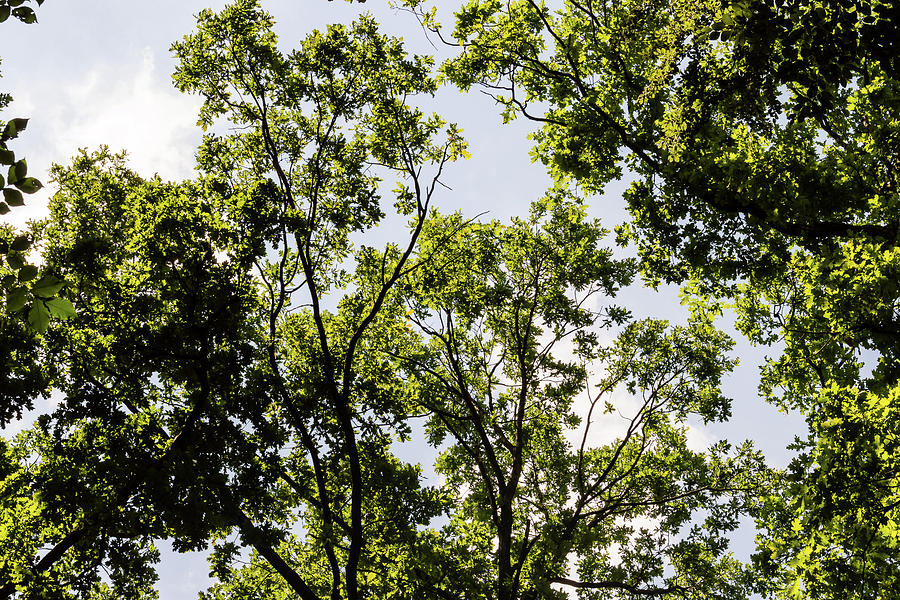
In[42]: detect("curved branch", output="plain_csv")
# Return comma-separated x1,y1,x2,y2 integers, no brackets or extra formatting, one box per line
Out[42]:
553,576,685,596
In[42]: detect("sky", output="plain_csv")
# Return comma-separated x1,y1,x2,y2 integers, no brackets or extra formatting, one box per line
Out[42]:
0,1,807,597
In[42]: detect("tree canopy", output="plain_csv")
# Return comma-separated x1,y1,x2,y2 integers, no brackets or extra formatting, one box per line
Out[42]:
404,0,900,596
1,0,897,599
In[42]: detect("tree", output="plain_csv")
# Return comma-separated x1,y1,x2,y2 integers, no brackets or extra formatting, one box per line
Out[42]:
1,1,769,599
1,0,48,292
396,196,765,600
404,0,900,596
4,0,463,596
1,0,71,433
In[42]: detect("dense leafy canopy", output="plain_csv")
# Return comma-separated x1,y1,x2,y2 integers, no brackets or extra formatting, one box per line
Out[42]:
402,0,900,596
1,0,895,599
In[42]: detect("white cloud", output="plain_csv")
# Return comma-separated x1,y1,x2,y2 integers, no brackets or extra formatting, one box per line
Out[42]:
3,46,203,228
567,383,718,454
566,383,643,450
684,420,716,452
558,322,719,454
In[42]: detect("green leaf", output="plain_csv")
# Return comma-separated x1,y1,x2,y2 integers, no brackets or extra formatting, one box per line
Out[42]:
14,177,41,194
1,119,28,141
14,159,27,181
0,147,13,165
0,202,9,215
17,264,38,282
3,188,24,206
6,287,28,313
10,235,31,252
0,173,5,188
27,300,51,332
6,253,24,270
12,6,37,23
0,7,10,23
31,275,64,298
45,297,76,319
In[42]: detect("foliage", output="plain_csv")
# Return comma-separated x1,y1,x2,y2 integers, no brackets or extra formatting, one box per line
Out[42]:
0,2,774,600
398,196,765,600
1,0,70,341
1,0,59,445
0,0,42,26
404,0,900,596
4,1,462,598
0,0,46,233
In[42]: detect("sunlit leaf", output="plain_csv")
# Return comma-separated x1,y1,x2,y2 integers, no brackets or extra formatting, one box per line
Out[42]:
27,300,50,332
45,297,76,319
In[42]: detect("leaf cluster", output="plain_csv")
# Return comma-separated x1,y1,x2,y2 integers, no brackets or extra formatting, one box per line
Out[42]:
0,2,786,600
408,0,900,595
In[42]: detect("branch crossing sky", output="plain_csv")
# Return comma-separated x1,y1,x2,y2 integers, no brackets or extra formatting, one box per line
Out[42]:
0,2,805,597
